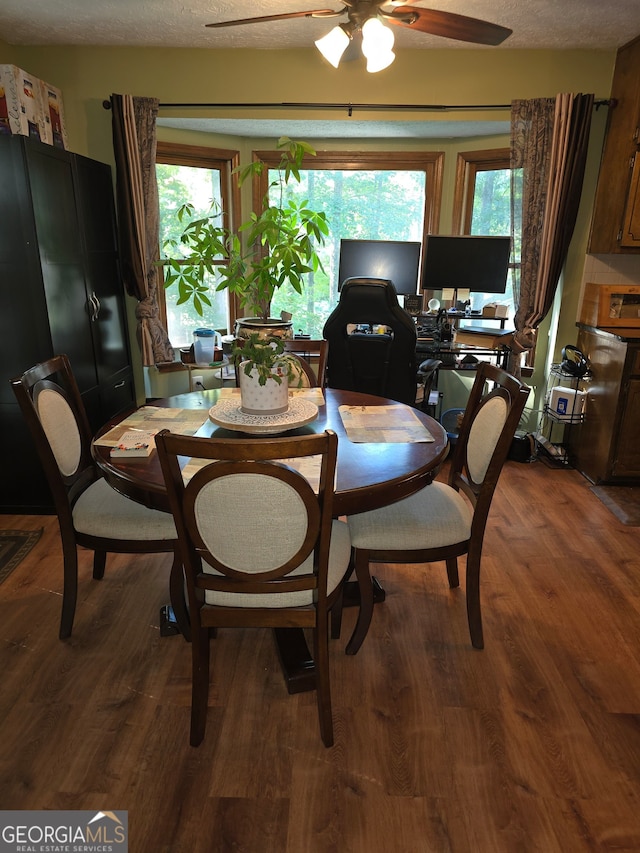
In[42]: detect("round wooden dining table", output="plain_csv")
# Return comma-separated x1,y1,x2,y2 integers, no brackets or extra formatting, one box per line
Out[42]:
92,387,449,692
93,387,448,516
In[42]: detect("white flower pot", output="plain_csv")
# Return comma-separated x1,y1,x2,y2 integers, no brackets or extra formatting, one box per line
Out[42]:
239,361,290,415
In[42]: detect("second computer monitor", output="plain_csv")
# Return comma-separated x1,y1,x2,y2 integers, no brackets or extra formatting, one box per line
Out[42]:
421,235,511,295
338,239,422,296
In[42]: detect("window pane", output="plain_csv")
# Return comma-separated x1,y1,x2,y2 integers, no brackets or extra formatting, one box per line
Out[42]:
156,163,229,345
269,169,426,337
469,167,514,313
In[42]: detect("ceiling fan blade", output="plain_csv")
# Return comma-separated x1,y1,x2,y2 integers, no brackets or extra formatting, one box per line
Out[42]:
206,9,342,29
387,7,512,46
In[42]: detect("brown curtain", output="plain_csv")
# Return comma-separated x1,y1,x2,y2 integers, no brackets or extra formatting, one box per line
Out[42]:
509,93,595,376
111,93,174,365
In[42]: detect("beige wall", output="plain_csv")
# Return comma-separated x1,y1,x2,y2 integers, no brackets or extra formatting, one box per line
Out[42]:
0,42,620,406
0,37,18,65
4,45,615,162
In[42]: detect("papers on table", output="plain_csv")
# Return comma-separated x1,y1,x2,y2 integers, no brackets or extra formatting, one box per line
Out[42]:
93,406,208,448
182,454,323,492
339,404,435,443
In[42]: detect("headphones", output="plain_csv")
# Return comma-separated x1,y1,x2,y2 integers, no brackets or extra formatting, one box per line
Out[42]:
561,345,589,378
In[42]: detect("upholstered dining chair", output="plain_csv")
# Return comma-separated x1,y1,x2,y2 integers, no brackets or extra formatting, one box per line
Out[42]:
155,428,351,748
283,339,329,387
10,354,178,639
286,352,318,387
344,361,529,653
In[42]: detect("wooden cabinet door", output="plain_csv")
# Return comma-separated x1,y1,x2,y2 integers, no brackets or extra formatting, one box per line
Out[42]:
620,143,640,247
613,377,640,476
588,35,640,254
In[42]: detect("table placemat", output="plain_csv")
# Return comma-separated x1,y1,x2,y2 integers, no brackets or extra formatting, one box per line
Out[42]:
93,406,208,447
339,404,435,443
182,454,323,493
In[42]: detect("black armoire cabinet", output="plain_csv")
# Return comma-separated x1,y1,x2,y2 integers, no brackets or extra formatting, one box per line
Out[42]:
1,135,135,512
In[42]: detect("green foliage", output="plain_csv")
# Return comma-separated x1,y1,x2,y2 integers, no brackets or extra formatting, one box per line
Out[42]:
162,137,329,323
270,167,426,336
162,202,227,317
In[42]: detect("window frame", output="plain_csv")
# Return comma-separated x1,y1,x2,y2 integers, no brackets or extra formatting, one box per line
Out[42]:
156,141,241,335
452,147,533,370
452,148,510,235
252,148,445,285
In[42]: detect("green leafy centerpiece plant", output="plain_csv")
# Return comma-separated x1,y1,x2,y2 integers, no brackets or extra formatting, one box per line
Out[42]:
162,137,328,412
233,332,307,416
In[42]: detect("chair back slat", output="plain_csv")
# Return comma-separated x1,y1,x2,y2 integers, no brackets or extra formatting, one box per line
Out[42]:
156,430,338,610
466,392,509,485
449,363,529,512
34,383,83,478
188,466,319,577
10,354,98,507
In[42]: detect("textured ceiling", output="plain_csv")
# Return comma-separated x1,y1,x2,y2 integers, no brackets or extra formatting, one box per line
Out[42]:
2,1,636,141
156,117,510,140
0,0,638,50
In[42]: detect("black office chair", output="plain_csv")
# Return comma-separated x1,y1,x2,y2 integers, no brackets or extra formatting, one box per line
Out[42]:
322,278,418,405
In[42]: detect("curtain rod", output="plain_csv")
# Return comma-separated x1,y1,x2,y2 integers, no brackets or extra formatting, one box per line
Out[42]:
103,99,612,115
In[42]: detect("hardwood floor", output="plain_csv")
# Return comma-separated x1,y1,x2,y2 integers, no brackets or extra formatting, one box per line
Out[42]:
2,459,640,852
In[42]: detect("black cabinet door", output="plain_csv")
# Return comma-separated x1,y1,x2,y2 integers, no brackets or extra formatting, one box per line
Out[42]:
0,137,53,402
74,154,132,385
24,141,98,394
1,136,134,511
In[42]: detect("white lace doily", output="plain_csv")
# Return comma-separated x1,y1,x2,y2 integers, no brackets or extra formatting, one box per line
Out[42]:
208,397,318,435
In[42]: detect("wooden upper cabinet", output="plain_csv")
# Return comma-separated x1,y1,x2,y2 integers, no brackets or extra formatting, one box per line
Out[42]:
589,35,640,253
621,141,640,246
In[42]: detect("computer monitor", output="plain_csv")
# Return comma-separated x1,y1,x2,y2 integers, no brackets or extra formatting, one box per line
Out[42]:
421,235,511,295
338,239,422,296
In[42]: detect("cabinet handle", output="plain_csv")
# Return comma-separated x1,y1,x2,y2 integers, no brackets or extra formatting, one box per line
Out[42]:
86,293,98,321
92,292,101,320
113,380,125,389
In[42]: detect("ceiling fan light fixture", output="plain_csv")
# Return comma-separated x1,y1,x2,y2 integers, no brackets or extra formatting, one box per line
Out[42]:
361,16,395,72
315,24,351,68
365,49,395,73
361,16,394,52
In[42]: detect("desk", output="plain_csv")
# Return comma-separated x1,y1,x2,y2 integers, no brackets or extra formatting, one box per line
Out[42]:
92,389,448,691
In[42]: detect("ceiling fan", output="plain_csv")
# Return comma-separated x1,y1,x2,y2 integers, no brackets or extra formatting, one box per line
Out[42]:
206,2,513,71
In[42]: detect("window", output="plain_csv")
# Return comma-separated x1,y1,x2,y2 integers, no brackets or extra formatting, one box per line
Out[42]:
156,142,239,346
254,150,444,337
452,148,516,314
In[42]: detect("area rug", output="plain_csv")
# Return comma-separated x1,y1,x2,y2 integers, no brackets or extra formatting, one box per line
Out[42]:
590,486,640,526
0,529,43,585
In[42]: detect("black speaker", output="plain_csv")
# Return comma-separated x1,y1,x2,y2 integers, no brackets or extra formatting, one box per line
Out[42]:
561,345,588,378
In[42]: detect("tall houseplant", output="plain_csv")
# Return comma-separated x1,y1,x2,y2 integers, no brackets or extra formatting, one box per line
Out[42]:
163,137,329,327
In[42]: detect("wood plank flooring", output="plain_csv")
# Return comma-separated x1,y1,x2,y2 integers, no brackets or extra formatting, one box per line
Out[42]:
1,459,640,852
